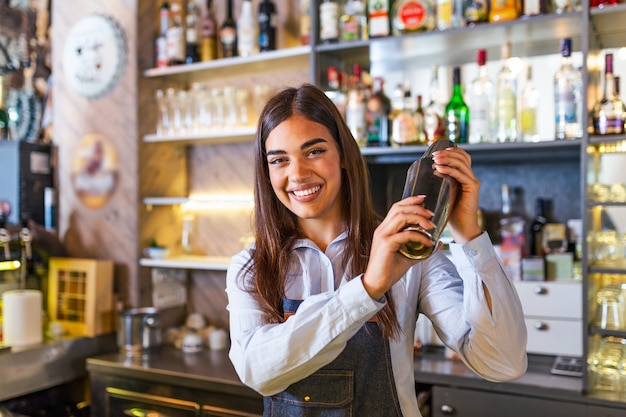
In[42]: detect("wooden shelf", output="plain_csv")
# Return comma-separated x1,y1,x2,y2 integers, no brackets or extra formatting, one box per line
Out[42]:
143,45,311,83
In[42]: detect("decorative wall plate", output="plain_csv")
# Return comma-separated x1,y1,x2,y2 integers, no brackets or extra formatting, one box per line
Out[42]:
62,13,127,100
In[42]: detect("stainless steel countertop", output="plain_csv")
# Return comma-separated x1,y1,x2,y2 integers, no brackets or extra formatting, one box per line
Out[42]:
0,333,117,402
86,345,626,410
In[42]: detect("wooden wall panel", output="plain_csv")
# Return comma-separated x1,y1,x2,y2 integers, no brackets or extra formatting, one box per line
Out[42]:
53,0,142,307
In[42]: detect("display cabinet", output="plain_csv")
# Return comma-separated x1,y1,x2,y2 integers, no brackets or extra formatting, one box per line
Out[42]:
135,0,626,406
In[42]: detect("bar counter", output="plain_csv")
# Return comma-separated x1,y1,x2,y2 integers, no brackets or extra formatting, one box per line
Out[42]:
86,344,626,413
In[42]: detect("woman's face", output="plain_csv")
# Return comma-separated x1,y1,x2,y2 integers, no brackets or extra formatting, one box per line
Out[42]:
265,114,344,228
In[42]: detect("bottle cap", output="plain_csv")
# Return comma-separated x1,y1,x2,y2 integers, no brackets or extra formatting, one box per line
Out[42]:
477,49,486,66
561,38,572,58
605,53,613,74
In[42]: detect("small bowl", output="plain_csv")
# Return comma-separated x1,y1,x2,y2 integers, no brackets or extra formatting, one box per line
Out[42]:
144,246,169,259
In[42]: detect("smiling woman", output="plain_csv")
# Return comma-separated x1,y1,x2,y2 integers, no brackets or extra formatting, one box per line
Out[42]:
226,83,527,417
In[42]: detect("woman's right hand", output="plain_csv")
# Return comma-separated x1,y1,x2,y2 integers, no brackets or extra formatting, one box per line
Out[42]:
361,195,436,300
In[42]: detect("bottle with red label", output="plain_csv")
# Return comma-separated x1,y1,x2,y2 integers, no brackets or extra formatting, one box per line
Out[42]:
391,0,435,35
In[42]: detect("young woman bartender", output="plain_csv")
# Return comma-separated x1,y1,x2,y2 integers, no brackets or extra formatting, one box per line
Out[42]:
226,84,527,417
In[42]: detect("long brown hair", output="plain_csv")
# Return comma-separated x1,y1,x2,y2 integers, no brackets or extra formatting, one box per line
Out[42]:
239,83,400,339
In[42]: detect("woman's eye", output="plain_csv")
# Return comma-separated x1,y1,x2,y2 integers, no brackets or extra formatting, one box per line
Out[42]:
308,148,326,157
268,157,286,165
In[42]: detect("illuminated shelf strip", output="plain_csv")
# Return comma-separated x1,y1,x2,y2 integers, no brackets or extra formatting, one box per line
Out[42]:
139,255,232,271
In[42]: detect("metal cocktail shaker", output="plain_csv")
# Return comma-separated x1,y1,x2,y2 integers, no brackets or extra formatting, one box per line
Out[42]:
398,140,459,260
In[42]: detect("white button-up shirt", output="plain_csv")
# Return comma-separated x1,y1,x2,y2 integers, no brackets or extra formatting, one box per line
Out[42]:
226,231,528,417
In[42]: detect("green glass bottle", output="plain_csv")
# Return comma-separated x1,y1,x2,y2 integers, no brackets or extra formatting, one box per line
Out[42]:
445,66,469,143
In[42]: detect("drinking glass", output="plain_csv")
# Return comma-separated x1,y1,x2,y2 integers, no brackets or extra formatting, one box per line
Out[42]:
592,284,625,330
588,336,625,393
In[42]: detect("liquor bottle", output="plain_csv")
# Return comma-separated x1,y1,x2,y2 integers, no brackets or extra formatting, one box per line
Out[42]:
592,53,626,135
436,0,452,30
520,65,540,142
553,0,572,13
468,49,495,144
185,0,201,64
319,0,340,44
300,0,311,45
489,0,520,23
325,66,347,116
465,0,488,25
424,65,444,143
340,0,367,42
495,41,518,142
366,76,391,146
391,0,436,34
451,0,467,28
220,0,238,58
200,0,218,61
368,0,391,38
238,0,258,56
414,95,427,144
391,84,419,146
155,1,170,68
258,0,277,52
554,38,583,140
345,64,368,146
445,67,469,143
498,184,528,261
166,1,185,65
0,74,8,140
523,0,547,17
530,197,549,257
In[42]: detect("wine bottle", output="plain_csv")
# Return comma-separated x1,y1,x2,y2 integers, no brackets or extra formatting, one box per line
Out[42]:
258,0,277,52
319,0,340,44
424,65,444,143
300,0,311,45
445,66,469,143
554,38,583,140
155,1,170,68
345,64,368,146
166,1,185,65
495,41,518,142
200,0,218,61
414,95,427,145
238,0,258,57
325,66,347,116
529,197,549,257
520,65,540,142
391,84,419,146
592,53,626,135
366,76,391,146
185,0,201,64
220,0,238,58
468,49,495,143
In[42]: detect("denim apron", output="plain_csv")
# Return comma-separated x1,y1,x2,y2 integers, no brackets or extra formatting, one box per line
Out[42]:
263,298,403,417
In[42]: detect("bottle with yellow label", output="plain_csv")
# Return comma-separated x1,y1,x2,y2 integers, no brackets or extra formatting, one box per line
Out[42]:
489,0,520,23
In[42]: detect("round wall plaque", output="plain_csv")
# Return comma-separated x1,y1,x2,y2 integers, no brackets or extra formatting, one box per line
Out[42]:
62,14,127,99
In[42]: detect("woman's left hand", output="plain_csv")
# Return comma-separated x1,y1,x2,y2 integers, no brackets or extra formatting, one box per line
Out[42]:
431,146,483,243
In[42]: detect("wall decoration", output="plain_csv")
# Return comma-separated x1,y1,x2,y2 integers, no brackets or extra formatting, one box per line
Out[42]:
71,132,119,209
62,13,127,99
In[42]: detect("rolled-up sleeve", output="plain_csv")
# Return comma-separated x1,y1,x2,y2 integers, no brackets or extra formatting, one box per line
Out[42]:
420,232,528,382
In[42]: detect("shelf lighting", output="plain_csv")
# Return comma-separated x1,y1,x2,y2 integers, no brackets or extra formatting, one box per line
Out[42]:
182,194,254,211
